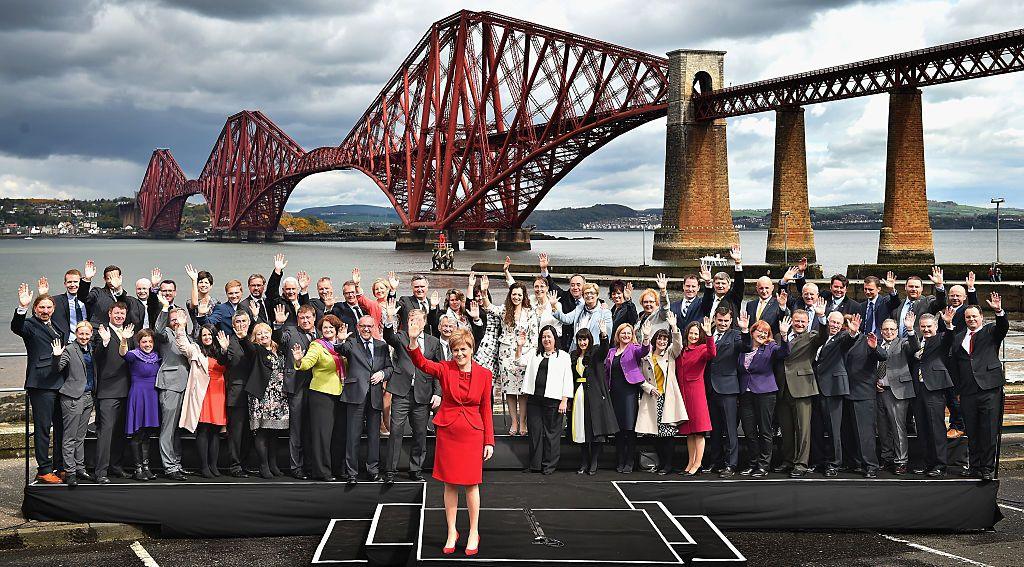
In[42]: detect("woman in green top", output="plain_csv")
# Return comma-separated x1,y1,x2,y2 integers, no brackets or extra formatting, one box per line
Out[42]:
292,314,350,481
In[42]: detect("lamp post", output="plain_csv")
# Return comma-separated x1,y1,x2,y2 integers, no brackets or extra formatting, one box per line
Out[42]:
991,197,1005,263
641,223,648,267
780,210,791,265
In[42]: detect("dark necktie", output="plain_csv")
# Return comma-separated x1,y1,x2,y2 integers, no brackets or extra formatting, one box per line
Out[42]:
876,342,889,380
74,300,84,325
865,301,874,332
353,304,363,319
364,340,373,366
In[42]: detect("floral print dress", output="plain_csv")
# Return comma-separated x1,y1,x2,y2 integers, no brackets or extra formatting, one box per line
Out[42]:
488,304,538,395
249,352,290,430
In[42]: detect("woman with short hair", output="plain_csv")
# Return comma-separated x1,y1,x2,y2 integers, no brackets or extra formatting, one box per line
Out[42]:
604,321,651,473
636,312,687,475
293,314,349,481
244,322,290,478
122,326,158,481
736,315,791,477
53,321,97,486
517,325,574,474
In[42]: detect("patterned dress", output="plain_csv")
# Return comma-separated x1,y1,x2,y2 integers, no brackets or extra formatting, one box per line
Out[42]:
474,311,500,373
488,305,538,395
249,353,289,430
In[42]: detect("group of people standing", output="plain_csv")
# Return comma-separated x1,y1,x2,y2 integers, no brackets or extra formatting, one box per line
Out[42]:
12,249,1008,491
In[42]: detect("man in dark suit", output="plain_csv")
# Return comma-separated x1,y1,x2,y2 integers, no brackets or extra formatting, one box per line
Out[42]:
133,278,152,329
783,276,828,333
225,309,256,477
825,274,862,317
265,253,303,327
46,269,88,341
700,306,748,478
203,279,245,335
238,273,270,324
892,267,946,336
776,306,824,477
336,315,394,484
397,275,435,335
811,311,860,477
943,273,979,440
12,285,65,483
92,302,134,483
910,311,956,477
951,294,1009,481
698,245,744,323
745,276,787,336
273,304,318,479
381,307,442,484
843,329,887,477
540,252,585,350
669,274,704,327
333,280,374,332
78,262,145,329
859,274,899,336
147,269,194,336
876,314,919,475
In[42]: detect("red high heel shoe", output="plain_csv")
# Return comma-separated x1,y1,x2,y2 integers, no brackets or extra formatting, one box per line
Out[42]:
443,531,459,555
466,535,480,556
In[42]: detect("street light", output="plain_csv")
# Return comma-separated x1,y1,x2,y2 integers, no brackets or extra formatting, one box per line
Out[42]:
780,210,791,265
991,197,1005,263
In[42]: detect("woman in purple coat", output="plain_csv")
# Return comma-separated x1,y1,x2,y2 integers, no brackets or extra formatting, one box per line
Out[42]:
121,327,161,481
737,315,791,477
604,321,651,473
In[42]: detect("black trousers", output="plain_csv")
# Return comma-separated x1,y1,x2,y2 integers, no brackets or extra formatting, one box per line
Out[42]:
912,383,948,469
385,393,431,474
343,392,381,478
526,399,563,473
739,391,776,470
227,403,251,472
307,390,340,479
286,388,309,474
961,388,1001,474
840,398,860,468
849,397,879,470
706,391,739,469
945,388,964,431
654,437,675,472
94,397,128,477
818,395,844,468
27,388,63,475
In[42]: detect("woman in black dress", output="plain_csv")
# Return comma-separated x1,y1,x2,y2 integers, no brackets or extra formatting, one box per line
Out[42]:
568,321,619,474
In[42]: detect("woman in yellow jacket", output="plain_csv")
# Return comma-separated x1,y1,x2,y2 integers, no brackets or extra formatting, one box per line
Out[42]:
292,314,350,481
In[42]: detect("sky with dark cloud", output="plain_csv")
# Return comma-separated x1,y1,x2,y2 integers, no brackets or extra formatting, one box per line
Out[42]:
1,0,1021,212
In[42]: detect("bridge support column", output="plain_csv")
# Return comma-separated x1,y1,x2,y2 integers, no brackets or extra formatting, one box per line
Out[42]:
496,228,531,251
207,230,241,242
766,106,816,264
395,229,428,250
878,88,934,264
653,49,738,261
264,230,285,242
426,229,459,251
462,230,497,250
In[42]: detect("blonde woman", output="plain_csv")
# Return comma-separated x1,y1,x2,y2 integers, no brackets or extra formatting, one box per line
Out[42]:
636,312,687,475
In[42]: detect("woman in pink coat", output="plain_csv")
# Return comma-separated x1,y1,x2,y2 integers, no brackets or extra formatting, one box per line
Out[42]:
675,317,716,475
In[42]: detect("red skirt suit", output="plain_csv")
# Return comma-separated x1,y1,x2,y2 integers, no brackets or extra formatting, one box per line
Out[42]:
675,336,716,435
408,345,495,485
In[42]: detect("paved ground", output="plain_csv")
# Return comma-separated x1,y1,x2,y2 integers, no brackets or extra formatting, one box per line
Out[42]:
1,436,1023,566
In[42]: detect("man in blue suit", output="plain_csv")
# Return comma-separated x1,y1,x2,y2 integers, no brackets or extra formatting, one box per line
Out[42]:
669,274,704,327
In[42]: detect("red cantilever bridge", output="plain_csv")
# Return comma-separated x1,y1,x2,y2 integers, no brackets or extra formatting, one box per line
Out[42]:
133,10,1024,248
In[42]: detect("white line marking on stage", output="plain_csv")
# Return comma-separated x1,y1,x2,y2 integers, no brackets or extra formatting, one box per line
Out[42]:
638,508,684,564
999,503,1024,513
130,541,159,567
610,481,636,509
671,516,747,563
631,500,696,545
878,533,993,566
311,518,373,564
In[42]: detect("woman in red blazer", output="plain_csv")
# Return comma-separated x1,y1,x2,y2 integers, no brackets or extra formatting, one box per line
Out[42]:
407,314,494,557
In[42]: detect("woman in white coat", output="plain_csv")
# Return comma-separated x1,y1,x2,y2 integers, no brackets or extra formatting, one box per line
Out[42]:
517,325,574,475
637,312,687,475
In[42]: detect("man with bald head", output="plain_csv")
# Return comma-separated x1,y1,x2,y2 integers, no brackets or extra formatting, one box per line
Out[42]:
134,278,152,329
810,311,861,476
781,260,826,332
335,314,393,484
943,271,979,441
745,275,786,336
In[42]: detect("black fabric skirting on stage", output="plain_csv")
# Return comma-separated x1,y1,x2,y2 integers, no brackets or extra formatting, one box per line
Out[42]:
618,478,1001,531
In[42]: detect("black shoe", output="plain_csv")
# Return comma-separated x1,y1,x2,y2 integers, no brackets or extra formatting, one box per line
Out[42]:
231,469,249,478
620,465,633,474
541,469,554,475
110,468,128,478
751,468,768,478
615,464,625,473
291,470,308,480
347,477,358,486
133,467,149,482
95,476,110,484
409,471,424,481
893,464,908,475
911,467,927,475
142,466,157,481
577,466,587,475
772,464,793,474
700,464,720,474
76,470,95,482
851,466,865,474
586,469,597,476
657,468,671,476
210,467,222,477
864,469,878,479
201,468,216,479
980,471,994,482
739,467,755,476
926,467,945,478
383,473,395,486
166,471,188,481
719,467,736,479
824,467,838,478
957,467,972,478
789,466,809,478
66,473,78,488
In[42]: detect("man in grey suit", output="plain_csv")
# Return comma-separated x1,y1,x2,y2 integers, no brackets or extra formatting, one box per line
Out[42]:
381,307,442,484
843,328,888,477
336,315,394,484
54,321,97,487
910,311,956,477
701,306,747,478
154,304,193,480
777,304,825,477
875,314,919,475
273,303,318,479
812,311,861,477
951,293,1009,481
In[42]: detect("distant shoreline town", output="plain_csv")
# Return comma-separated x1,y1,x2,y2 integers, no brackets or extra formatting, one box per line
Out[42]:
2,198,1020,239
